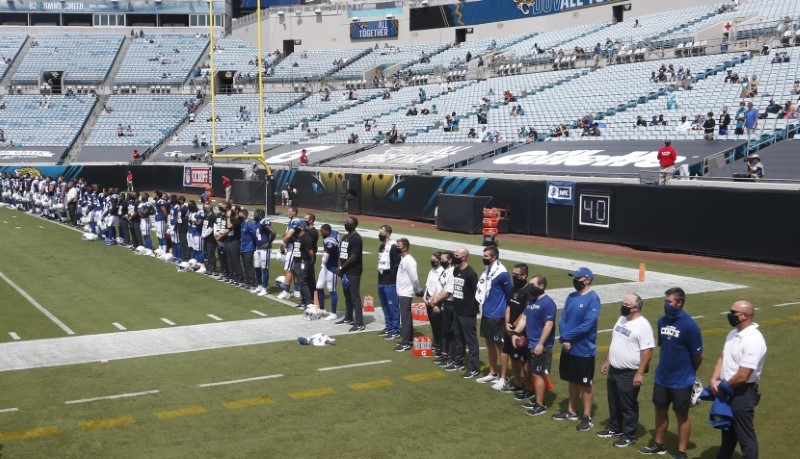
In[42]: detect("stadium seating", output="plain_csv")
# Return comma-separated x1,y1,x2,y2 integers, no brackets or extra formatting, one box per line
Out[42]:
268,48,371,82
203,36,281,79
332,42,449,80
0,34,28,81
115,34,209,86
13,35,124,85
0,94,95,147
85,95,191,148
409,34,531,75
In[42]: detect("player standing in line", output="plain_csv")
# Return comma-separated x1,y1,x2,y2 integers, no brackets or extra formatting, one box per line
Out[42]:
277,206,303,300
138,192,153,250
315,224,340,319
169,195,183,262
252,209,275,297
187,200,205,263
153,190,169,253
376,225,401,340
422,251,444,356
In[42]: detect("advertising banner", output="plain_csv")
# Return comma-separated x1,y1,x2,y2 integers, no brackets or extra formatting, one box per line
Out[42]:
183,165,212,188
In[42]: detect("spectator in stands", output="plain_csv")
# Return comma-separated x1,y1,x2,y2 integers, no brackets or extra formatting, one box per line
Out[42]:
666,87,678,110
299,149,308,165
745,154,764,179
477,106,489,124
634,116,647,128
0,102,5,110
349,132,360,144
200,132,208,146
387,125,398,144
406,106,418,116
762,99,781,117
117,124,124,137
528,126,538,142
719,107,731,135
791,81,800,95
657,139,677,186
126,125,134,137
421,107,430,115
778,101,794,119
744,102,759,136
702,112,716,140
552,125,567,138
419,88,426,103
690,114,705,131
504,90,516,103
634,19,641,28
132,149,141,161
468,128,478,139
431,104,438,115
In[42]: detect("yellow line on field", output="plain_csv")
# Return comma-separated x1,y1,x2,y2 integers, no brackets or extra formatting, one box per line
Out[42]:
703,328,730,335
790,315,800,321
289,387,335,399
0,426,58,441
348,379,393,390
403,371,445,382
224,396,275,409
760,318,787,325
80,416,135,430
153,406,208,419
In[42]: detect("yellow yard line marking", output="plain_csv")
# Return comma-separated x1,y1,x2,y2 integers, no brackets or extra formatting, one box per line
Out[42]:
0,426,58,441
224,396,275,409
80,416,135,430
789,315,800,321
348,379,393,390
153,406,207,419
289,387,335,399
760,318,787,325
403,371,446,382
702,328,730,335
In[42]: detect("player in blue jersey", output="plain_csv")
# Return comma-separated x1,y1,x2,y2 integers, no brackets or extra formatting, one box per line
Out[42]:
475,245,513,390
253,209,276,297
277,205,303,300
153,190,169,253
186,200,205,263
137,192,153,249
315,224,340,320
104,193,120,246
169,195,183,261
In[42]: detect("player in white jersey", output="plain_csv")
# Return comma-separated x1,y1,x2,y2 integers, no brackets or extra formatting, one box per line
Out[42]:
137,192,154,249
315,224,340,319
277,205,303,300
153,190,169,253
186,200,205,262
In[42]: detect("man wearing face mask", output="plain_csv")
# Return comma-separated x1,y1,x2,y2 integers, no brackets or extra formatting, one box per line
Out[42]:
394,238,418,352
553,267,601,432
213,202,230,279
513,274,555,416
225,205,244,287
496,264,533,394
597,293,655,448
709,301,766,459
423,252,444,356
444,246,480,379
474,246,513,389
640,287,703,459
376,225,402,340
336,216,364,331
239,208,257,290
201,203,218,275
431,252,455,367
292,220,315,306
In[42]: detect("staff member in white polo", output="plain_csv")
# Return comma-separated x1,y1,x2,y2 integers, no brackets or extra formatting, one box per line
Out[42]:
394,238,419,352
710,300,767,459
597,293,654,448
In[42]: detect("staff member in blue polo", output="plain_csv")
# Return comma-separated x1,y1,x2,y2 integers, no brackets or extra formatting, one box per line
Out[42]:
640,287,703,459
552,267,601,432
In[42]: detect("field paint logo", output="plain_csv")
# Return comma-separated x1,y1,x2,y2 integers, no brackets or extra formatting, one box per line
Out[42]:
495,150,686,168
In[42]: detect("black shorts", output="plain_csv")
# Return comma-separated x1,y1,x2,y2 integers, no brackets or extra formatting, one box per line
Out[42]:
440,305,455,335
480,317,504,343
529,347,553,375
503,333,530,362
558,353,595,386
652,383,692,414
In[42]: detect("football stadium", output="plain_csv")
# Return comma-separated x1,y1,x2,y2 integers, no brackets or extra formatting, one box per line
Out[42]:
0,0,798,457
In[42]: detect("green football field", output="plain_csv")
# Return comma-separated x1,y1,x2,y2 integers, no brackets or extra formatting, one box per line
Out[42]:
0,205,796,458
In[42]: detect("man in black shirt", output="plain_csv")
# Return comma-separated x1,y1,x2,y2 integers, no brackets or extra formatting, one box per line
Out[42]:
377,224,401,339
336,216,364,331
202,202,218,274
718,106,731,135
503,264,533,395
445,246,480,378
177,195,190,261
225,204,243,287
293,221,315,307
304,213,319,302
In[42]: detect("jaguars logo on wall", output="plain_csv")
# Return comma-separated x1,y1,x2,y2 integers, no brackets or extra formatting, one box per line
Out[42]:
311,171,346,196
514,0,537,15
361,173,407,202
13,167,43,177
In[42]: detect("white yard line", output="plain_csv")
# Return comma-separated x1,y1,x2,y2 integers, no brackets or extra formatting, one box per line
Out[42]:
112,323,127,331
0,271,75,335
64,390,160,405
207,314,223,321
9,332,21,341
198,374,284,388
598,328,613,333
251,310,268,317
317,360,392,372
691,315,705,319
0,407,19,413
161,318,176,326
774,301,800,307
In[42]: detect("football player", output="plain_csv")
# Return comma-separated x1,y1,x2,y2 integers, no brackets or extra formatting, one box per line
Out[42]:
169,195,183,261
315,223,340,320
253,208,276,296
138,192,154,249
153,190,169,253
187,200,205,263
277,205,303,300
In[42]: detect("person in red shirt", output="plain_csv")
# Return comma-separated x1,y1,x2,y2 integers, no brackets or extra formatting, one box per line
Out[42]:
132,149,141,161
657,140,677,185
222,176,232,202
299,148,308,165
126,170,134,192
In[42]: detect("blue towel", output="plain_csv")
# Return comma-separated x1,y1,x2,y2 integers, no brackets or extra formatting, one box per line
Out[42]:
700,386,733,430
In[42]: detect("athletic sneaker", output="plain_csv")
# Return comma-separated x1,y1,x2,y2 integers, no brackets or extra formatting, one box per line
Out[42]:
638,443,667,455
384,333,400,341
613,438,636,448
476,373,499,384
250,286,263,294
431,356,446,365
257,291,269,297
596,429,623,438
377,329,391,337
514,389,534,401
521,400,538,409
335,318,353,325
437,359,453,368
551,411,579,421
394,343,412,352
293,291,301,299
444,363,465,372
674,453,688,459
576,416,594,431
525,403,547,416
323,312,338,321
501,384,523,394
691,377,703,406
491,378,509,391
461,369,479,379
348,324,366,332
276,291,291,300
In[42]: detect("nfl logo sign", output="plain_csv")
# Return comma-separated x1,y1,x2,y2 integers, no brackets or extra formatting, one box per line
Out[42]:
183,168,192,187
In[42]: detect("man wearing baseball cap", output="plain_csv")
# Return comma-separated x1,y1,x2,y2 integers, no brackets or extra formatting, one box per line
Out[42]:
552,267,602,432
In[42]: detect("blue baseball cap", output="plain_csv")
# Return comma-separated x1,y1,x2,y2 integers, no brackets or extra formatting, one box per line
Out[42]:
295,220,307,229
569,267,594,280
199,193,209,201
